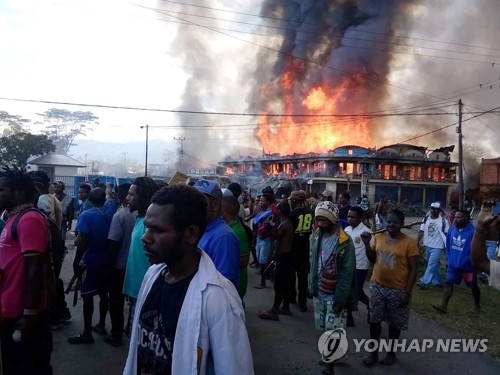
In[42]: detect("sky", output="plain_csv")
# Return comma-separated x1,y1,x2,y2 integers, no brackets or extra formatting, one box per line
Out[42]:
1,0,499,168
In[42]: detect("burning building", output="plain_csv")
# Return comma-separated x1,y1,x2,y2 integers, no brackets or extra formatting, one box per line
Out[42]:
219,144,458,208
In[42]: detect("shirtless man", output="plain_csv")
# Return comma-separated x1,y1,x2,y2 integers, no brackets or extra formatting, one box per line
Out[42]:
258,201,294,321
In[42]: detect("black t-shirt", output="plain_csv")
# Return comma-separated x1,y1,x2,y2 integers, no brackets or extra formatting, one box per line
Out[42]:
136,270,196,375
291,207,313,254
338,204,352,220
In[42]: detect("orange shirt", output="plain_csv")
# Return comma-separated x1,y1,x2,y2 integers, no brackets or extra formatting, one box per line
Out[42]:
371,232,419,290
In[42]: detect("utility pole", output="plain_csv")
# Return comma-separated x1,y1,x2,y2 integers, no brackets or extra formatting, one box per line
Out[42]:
141,125,149,177
120,152,128,165
84,153,88,176
457,99,464,209
173,137,186,171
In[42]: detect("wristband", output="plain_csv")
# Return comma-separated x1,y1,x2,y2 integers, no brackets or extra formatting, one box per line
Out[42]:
23,309,39,316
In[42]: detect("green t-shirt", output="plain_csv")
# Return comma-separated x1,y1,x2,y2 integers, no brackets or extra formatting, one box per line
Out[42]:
123,217,151,298
228,219,250,257
228,219,250,298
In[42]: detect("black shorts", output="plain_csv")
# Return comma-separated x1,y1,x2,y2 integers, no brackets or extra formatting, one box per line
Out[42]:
81,267,110,297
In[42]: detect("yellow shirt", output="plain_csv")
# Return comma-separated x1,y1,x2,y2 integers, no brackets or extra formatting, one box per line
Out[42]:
371,232,419,290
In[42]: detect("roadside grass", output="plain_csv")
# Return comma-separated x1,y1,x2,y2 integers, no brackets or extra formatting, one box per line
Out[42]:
411,260,500,360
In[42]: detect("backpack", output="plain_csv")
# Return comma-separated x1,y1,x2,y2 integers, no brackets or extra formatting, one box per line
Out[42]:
11,208,64,305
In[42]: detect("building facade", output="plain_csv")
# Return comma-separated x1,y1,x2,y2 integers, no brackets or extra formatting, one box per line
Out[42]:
219,144,458,208
480,157,500,195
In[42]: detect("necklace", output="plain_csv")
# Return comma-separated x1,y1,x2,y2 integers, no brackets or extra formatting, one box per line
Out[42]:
8,203,33,217
384,231,401,245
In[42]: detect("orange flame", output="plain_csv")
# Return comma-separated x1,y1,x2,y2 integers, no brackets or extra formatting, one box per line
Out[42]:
257,57,372,155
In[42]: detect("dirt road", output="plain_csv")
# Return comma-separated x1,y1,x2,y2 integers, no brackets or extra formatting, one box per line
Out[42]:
52,223,500,374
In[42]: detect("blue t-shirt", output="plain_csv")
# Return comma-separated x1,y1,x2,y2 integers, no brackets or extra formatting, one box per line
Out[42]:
123,217,151,298
198,216,240,290
103,199,118,222
446,222,475,273
77,199,93,216
75,207,112,268
137,270,195,374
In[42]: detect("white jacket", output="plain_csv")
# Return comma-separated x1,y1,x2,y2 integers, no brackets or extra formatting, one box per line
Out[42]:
123,250,254,375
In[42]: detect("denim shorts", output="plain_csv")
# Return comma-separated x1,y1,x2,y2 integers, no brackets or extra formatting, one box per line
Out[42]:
446,267,477,288
256,238,272,264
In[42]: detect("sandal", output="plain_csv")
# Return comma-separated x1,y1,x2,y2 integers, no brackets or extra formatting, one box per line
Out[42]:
431,304,447,314
277,309,293,316
258,309,279,321
68,334,95,344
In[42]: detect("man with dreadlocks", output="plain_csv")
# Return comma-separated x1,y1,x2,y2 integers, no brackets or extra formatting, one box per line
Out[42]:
0,166,53,374
123,177,159,335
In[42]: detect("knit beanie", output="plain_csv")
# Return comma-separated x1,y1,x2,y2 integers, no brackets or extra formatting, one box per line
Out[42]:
315,201,339,224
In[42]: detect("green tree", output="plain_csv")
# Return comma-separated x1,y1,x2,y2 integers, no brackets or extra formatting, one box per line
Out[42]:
0,132,55,167
0,110,31,136
37,108,98,154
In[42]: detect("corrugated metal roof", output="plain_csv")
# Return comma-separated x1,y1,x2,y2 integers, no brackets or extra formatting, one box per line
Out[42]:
28,153,86,167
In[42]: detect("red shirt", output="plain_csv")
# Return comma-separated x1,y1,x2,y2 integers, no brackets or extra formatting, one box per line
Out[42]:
0,211,49,319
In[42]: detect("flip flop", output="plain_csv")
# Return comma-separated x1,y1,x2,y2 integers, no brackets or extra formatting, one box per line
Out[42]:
258,309,279,321
431,304,447,314
67,334,95,344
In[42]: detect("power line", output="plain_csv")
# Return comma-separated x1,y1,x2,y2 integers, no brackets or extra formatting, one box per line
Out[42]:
51,1,500,64
147,5,500,114
144,14,500,65
463,105,500,138
1,96,482,118
396,105,500,144
158,0,500,53
143,6,463,101
158,7,500,61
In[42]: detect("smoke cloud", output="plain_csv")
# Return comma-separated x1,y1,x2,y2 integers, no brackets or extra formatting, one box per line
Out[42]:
248,0,500,156
165,0,260,170
165,0,499,177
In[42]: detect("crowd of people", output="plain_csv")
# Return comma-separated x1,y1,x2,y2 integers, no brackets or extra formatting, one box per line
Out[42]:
0,167,499,375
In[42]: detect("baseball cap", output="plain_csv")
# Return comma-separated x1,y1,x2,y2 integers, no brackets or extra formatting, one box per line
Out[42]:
194,179,223,200
320,189,334,199
290,190,306,201
53,180,65,189
221,188,234,197
430,202,441,209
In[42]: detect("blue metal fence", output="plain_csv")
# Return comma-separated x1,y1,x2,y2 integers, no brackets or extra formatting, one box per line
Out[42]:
53,175,133,198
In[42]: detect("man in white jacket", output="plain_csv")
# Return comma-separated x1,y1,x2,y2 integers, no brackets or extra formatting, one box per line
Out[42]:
123,184,254,375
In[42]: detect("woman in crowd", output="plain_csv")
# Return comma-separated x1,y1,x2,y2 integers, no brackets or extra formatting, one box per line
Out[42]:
360,209,419,366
